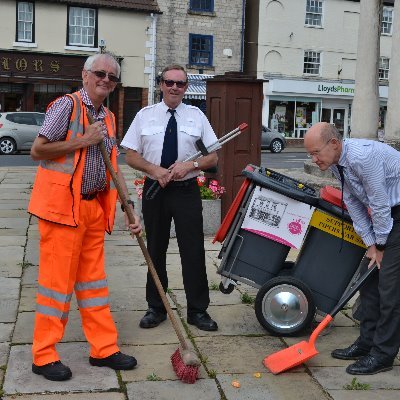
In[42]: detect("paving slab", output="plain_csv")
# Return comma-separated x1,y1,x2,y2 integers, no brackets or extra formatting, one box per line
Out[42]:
21,265,38,286
0,342,10,365
183,304,267,337
0,200,30,209
0,263,23,278
0,218,29,228
3,394,125,400
119,343,208,382
195,336,287,375
327,390,400,400
217,373,329,400
0,236,25,246
173,288,243,308
0,323,13,341
115,310,182,346
126,378,220,400
310,366,400,390
3,343,119,395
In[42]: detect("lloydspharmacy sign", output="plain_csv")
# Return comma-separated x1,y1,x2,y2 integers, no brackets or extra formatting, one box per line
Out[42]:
317,84,355,95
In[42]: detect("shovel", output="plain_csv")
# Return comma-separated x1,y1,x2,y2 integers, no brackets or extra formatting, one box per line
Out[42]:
264,263,378,374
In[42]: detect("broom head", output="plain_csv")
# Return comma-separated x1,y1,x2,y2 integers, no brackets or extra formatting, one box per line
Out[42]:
171,347,200,384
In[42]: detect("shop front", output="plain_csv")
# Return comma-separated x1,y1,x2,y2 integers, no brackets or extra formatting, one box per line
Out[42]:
263,78,389,139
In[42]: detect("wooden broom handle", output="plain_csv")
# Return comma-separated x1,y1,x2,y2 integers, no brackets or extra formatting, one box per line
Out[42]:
87,113,188,350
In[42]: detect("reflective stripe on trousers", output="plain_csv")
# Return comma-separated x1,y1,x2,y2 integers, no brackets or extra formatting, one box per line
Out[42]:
32,199,119,366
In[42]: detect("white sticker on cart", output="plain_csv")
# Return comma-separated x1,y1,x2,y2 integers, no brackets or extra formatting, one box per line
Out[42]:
241,186,315,249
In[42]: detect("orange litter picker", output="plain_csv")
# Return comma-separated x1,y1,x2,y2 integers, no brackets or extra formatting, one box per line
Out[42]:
264,264,378,374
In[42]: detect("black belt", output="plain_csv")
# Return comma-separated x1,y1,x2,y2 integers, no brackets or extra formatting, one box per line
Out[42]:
81,192,98,200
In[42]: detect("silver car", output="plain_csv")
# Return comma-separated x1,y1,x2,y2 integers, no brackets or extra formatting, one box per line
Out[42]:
261,125,287,153
0,112,45,154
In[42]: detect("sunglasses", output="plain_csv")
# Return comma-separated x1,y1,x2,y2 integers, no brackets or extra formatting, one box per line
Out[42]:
88,70,120,83
162,79,187,88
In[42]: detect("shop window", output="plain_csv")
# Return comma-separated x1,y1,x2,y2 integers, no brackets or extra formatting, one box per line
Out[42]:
379,57,390,80
16,2,34,42
303,51,321,75
305,0,323,27
190,0,214,12
68,7,96,47
189,34,213,66
381,7,393,35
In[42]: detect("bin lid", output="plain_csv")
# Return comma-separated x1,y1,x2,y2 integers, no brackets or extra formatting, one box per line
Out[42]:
320,186,347,210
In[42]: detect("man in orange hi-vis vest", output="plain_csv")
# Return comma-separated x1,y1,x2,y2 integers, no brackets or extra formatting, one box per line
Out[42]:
28,52,142,381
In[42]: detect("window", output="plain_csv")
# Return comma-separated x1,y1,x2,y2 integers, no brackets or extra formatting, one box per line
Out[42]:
303,51,321,75
381,7,393,35
17,2,34,42
379,57,390,80
305,0,323,27
68,7,96,46
189,34,213,66
190,0,214,12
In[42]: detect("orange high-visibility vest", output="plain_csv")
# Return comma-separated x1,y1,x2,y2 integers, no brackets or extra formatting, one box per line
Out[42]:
28,91,118,233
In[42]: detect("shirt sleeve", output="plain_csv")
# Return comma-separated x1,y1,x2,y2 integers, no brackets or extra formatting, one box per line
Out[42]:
199,111,218,148
346,158,393,246
120,112,142,153
39,96,73,142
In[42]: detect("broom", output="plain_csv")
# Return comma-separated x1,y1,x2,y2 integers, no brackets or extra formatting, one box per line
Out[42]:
88,113,201,383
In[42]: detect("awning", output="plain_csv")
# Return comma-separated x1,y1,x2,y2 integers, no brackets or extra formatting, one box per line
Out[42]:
185,74,214,99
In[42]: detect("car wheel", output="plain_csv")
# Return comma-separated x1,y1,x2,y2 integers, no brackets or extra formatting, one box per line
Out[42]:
0,138,17,155
270,139,283,153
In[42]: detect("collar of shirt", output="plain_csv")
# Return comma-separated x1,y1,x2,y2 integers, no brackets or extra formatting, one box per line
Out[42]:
161,100,185,119
79,88,107,120
337,139,348,168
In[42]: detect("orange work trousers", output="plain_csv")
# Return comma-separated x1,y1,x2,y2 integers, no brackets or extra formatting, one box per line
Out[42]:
32,198,119,366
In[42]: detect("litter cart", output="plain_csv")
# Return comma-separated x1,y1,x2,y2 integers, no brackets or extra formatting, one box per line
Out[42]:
214,164,367,336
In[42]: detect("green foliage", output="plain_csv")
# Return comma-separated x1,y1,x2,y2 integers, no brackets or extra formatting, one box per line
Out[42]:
147,372,162,381
343,377,371,390
209,281,219,290
241,292,255,305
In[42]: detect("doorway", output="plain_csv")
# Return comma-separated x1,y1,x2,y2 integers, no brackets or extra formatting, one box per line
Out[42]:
321,107,347,136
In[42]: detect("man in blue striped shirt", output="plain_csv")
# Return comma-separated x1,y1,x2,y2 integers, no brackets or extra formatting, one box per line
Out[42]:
304,122,400,375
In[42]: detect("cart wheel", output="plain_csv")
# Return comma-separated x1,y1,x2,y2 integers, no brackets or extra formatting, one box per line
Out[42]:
219,281,235,294
255,276,315,336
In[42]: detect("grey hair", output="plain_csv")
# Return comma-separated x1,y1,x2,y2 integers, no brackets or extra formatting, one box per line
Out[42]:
161,64,187,81
320,123,343,142
84,52,120,77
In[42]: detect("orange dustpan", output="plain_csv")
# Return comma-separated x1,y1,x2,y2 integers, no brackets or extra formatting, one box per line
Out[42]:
264,264,378,374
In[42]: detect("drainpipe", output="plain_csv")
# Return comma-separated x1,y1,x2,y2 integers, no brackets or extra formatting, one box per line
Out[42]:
148,13,157,105
240,0,246,72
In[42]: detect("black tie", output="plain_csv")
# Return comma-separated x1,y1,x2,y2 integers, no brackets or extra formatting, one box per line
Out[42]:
160,109,178,169
337,164,345,251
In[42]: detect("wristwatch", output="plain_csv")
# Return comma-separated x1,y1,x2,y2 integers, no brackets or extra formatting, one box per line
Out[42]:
193,160,199,169
375,243,386,251
121,199,134,212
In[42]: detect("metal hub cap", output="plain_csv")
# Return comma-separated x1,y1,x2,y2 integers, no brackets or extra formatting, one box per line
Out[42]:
262,284,309,330
0,140,14,154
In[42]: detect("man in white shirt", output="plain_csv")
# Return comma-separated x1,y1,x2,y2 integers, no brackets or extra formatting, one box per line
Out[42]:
121,65,218,331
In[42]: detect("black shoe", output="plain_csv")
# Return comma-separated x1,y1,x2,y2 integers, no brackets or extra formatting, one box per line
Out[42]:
346,354,393,375
32,361,72,381
331,341,370,360
89,351,137,370
187,312,218,331
139,308,167,329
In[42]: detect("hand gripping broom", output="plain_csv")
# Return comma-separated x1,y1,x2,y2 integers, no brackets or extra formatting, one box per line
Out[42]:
264,264,378,374
88,113,201,383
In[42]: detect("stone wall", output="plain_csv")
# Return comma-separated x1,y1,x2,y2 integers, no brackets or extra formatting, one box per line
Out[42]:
156,0,243,76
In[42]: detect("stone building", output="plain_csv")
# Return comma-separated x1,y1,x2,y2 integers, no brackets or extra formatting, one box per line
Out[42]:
0,0,160,139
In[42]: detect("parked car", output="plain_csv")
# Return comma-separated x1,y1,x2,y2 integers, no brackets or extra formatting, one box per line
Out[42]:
0,112,45,155
261,125,286,153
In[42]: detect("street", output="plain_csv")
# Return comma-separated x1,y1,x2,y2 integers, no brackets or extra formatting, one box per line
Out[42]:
0,150,308,169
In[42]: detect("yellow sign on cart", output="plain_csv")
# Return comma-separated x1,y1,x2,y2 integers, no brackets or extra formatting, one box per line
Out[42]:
309,210,366,248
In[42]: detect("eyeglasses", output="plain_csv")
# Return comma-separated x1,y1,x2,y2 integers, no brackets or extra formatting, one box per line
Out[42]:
88,70,120,83
307,139,332,159
162,79,187,88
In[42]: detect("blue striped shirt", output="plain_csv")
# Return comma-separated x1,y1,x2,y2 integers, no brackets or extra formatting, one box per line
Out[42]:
330,139,400,247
